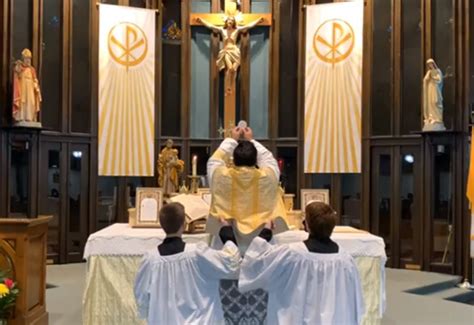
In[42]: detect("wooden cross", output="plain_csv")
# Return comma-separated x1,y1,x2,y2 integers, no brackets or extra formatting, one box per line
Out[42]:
190,0,271,135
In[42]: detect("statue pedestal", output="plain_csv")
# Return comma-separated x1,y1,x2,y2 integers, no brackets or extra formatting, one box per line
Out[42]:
13,121,42,129
422,122,446,132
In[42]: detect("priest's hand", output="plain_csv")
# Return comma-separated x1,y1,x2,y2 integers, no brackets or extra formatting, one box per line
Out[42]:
243,127,253,140
231,127,242,140
264,220,274,230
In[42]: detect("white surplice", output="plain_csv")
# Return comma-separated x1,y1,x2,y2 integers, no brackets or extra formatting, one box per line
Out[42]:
239,237,365,325
134,241,240,324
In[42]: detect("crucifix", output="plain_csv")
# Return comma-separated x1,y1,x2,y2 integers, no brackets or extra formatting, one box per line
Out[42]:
190,0,271,135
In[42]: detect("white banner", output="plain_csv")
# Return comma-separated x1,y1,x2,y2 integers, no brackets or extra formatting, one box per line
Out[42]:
304,2,363,173
98,4,155,176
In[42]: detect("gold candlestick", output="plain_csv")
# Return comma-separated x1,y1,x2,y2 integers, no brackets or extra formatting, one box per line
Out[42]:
188,175,200,194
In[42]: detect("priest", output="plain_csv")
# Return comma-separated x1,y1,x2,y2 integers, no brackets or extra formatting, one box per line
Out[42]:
206,126,289,246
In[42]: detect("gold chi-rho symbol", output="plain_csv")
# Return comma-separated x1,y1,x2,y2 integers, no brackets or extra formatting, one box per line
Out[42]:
313,19,354,67
108,22,148,70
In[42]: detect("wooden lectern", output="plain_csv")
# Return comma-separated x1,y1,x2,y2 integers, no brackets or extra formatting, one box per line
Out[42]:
0,216,51,325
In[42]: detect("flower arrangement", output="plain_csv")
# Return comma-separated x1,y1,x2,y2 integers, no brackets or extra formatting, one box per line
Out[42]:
0,270,19,321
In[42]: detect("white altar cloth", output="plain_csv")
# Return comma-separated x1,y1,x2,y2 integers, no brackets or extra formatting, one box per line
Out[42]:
82,224,386,325
83,223,211,258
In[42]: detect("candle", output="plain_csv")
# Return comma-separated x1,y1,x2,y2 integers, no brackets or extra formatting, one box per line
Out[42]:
192,155,197,176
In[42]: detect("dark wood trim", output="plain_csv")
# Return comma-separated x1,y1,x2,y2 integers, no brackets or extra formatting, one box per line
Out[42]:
32,0,40,70
393,0,401,136
89,0,99,238
59,141,68,264
362,0,373,230
268,0,279,148
181,0,190,169
66,0,74,134
154,0,162,180
424,0,431,60
454,0,462,131
61,0,70,134
209,0,219,139
296,0,306,195
461,0,471,280
391,145,401,268
331,175,341,224
239,0,250,122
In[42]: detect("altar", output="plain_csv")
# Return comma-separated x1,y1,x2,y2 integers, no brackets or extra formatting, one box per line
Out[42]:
82,224,386,325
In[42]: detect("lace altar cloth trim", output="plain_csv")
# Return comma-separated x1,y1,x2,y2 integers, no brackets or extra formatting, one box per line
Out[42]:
83,223,211,259
84,224,386,259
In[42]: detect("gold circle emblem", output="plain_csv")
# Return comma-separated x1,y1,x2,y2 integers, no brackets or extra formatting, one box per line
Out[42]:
313,19,354,66
108,22,148,69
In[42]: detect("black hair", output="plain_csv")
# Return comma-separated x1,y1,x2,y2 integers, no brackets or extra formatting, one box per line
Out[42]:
233,140,257,167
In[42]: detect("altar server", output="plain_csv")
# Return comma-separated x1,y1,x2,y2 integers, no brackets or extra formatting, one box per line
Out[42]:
239,202,365,325
134,203,240,324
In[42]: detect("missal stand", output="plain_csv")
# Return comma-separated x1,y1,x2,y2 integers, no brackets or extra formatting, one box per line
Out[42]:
0,216,51,325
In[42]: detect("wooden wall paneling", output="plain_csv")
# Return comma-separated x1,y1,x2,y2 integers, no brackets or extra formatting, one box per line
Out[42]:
210,0,220,142
239,0,250,122
331,175,341,224
0,1,9,126
37,0,44,85
454,134,464,275
89,0,100,235
6,133,12,214
462,134,471,278
296,0,306,196
66,0,74,134
422,135,436,272
59,140,68,263
423,0,431,61
392,145,401,268
454,0,462,131
32,0,41,71
90,0,98,138
393,0,401,136
417,139,426,269
0,132,7,216
155,0,162,182
462,0,470,130
268,0,279,151
461,0,471,280
31,132,39,219
61,0,70,134
362,0,373,230
181,0,190,166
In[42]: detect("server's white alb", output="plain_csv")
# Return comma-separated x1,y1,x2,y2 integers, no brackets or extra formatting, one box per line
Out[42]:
239,237,365,324
134,241,240,324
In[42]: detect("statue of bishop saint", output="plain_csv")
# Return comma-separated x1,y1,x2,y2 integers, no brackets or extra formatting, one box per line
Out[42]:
12,48,42,126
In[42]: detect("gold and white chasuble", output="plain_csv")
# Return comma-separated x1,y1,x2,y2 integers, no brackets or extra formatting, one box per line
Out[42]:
207,138,289,236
